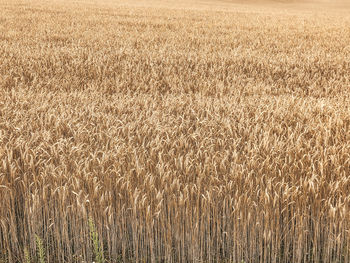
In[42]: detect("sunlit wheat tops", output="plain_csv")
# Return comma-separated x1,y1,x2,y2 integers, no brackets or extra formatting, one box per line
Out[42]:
1,0,350,262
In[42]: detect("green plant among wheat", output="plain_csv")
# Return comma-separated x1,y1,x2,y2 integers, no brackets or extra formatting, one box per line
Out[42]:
89,218,105,263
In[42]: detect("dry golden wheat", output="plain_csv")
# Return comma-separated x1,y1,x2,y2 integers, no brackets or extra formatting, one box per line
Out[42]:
1,0,350,262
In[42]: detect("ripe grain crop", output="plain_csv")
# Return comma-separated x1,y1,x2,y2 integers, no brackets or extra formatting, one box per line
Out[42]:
1,0,350,262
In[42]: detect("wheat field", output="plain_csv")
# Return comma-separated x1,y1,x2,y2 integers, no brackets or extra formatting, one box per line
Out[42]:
1,0,350,262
